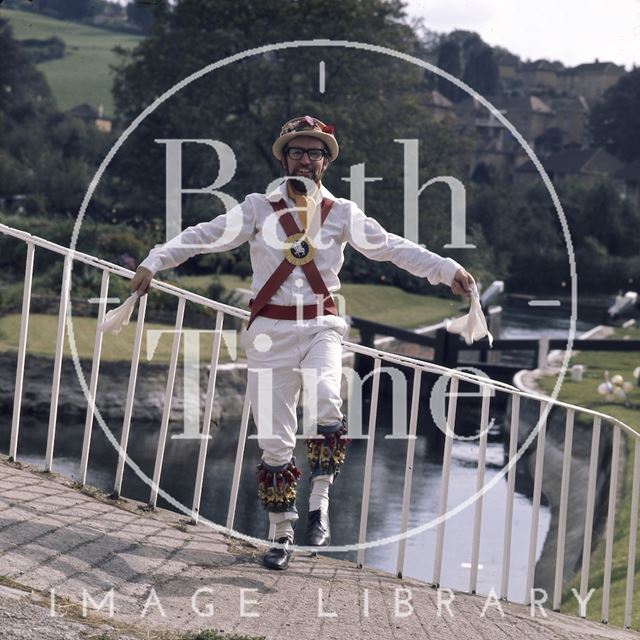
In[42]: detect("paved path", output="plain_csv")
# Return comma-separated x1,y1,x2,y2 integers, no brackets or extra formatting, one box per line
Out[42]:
0,456,636,640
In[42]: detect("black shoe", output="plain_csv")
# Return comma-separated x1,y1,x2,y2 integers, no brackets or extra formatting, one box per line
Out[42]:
305,508,331,546
263,537,294,570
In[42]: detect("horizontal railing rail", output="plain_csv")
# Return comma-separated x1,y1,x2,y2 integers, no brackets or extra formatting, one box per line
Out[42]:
1,222,639,628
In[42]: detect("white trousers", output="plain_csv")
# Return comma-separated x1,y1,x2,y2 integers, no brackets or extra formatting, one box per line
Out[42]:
242,314,348,467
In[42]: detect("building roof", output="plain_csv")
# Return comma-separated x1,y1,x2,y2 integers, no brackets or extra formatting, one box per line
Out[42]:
425,90,453,109
67,103,99,118
67,103,112,121
522,59,561,72
517,147,623,176
546,95,590,113
493,95,553,114
564,60,626,74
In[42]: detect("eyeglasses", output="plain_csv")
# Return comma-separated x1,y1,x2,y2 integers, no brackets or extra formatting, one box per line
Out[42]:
284,147,327,161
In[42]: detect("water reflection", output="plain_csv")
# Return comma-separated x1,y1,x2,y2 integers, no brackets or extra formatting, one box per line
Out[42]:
7,406,548,604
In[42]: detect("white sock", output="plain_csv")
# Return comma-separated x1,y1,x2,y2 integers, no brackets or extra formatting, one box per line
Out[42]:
269,511,298,542
309,474,333,512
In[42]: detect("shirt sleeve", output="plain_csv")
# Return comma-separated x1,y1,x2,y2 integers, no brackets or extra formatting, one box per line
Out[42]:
139,197,256,275
342,202,462,287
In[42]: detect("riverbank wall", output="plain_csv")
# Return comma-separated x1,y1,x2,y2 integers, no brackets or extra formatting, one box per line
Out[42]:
512,325,616,597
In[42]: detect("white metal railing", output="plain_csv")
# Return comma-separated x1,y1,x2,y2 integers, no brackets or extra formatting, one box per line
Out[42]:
1,221,639,628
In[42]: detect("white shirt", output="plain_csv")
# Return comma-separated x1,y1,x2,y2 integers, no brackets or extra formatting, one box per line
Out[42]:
140,182,462,307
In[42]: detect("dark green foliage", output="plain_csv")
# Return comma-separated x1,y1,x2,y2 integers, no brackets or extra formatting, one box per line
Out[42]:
28,0,102,21
0,18,113,216
20,36,65,63
109,0,465,241
436,40,465,102
435,30,499,101
126,2,156,34
462,44,499,97
467,177,640,294
590,68,640,162
234,260,252,281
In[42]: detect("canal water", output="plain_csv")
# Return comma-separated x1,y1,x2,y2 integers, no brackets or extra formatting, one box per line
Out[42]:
8,304,594,603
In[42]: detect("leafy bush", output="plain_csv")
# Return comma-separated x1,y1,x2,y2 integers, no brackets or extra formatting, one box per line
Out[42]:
21,37,65,64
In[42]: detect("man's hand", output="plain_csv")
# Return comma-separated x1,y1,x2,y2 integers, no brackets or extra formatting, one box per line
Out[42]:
451,268,475,296
131,266,153,296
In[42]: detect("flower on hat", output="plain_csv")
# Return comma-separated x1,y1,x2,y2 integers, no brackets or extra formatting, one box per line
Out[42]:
321,124,335,134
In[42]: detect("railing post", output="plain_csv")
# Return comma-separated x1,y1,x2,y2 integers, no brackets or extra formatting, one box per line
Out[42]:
553,408,575,610
602,425,621,624
113,293,148,498
44,254,73,472
149,297,186,508
525,401,548,604
79,269,110,485
433,375,459,586
191,310,225,524
579,416,601,613
357,357,382,568
500,393,520,600
469,384,491,594
395,369,421,578
9,242,35,462
226,391,252,531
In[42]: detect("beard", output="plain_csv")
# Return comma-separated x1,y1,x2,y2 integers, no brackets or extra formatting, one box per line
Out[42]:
289,167,321,194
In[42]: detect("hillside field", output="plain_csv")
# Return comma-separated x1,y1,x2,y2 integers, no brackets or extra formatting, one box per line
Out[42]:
1,7,143,115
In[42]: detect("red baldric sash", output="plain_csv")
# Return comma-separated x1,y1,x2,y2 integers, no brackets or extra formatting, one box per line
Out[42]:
247,198,337,327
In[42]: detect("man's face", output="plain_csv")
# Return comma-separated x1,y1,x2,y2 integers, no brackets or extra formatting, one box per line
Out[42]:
281,135,331,192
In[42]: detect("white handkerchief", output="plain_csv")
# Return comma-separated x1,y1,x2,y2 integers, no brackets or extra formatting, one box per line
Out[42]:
445,284,493,346
98,292,140,335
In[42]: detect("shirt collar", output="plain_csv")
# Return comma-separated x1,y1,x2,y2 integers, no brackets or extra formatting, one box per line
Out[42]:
266,179,333,205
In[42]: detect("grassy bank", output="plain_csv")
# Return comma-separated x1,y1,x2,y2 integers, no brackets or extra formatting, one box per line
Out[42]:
0,277,461,362
537,326,640,629
1,7,142,114
0,313,236,364
173,273,461,329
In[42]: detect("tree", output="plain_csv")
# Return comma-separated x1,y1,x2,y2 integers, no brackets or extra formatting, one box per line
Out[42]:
0,18,112,215
435,31,499,101
30,0,101,20
126,2,157,34
462,44,499,97
436,40,465,102
109,0,467,256
590,68,640,162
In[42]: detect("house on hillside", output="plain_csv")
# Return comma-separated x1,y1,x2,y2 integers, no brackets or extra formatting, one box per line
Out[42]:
559,61,626,105
545,95,590,147
452,97,519,180
492,95,555,144
514,147,624,188
424,90,454,122
519,60,562,91
67,103,112,133
497,57,518,83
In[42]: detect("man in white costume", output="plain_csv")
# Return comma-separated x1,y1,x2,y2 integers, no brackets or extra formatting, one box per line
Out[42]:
131,115,474,570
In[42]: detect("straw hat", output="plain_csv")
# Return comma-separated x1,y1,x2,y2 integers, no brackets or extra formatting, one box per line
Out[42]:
272,115,339,161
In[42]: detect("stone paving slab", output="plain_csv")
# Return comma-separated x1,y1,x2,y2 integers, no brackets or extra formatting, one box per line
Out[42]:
0,456,637,640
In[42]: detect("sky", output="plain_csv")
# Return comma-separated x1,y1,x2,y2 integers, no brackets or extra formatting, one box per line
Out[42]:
405,0,640,69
